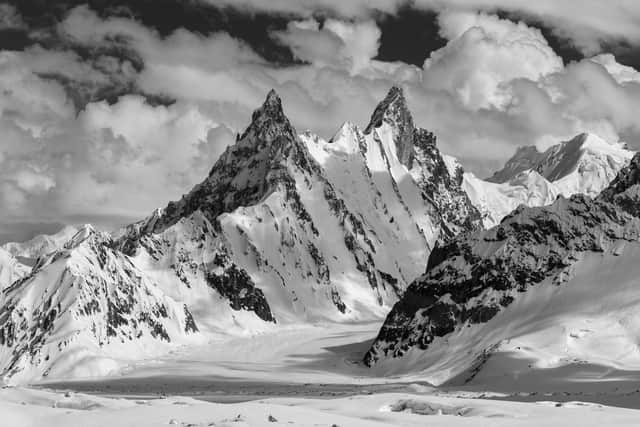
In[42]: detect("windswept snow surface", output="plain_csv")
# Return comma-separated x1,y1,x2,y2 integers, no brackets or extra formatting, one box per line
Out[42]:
466,133,634,227
3,386,640,427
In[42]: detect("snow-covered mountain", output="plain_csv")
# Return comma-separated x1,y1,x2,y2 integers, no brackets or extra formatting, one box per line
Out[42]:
115,86,481,323
2,225,78,262
0,225,199,384
0,226,78,290
0,87,481,384
465,133,634,227
364,153,640,385
0,249,29,290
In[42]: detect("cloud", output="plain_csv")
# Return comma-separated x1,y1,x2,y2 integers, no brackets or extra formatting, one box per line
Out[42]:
200,0,640,59
414,0,640,56
0,49,232,229
200,0,404,18
423,11,563,110
272,18,381,74
0,4,25,30
4,4,640,236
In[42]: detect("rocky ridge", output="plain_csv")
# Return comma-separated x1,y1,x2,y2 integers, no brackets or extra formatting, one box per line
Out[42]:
364,152,640,375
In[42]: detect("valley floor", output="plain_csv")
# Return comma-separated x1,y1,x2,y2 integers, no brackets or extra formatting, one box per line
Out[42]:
3,319,637,425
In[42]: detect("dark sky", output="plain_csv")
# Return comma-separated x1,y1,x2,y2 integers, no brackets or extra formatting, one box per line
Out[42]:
1,0,610,70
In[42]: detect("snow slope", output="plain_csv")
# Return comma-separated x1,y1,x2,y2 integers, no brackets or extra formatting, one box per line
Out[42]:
0,226,78,290
0,248,29,290
466,133,634,227
2,225,78,262
463,170,559,228
365,153,640,386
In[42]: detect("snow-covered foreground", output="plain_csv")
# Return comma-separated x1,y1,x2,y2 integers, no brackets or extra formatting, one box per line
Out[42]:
4,386,640,427
4,316,640,425
36,321,397,395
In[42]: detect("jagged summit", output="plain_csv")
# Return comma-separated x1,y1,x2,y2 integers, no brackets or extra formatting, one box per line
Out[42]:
123,89,319,236
239,89,296,143
365,86,415,167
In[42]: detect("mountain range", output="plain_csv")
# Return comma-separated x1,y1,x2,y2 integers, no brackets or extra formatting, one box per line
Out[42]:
464,133,634,227
0,86,637,385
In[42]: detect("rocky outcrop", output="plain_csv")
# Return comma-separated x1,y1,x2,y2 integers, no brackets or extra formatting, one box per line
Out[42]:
365,86,416,167
364,153,640,367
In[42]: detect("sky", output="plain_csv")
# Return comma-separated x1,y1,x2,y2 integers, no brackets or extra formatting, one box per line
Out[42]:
2,0,640,242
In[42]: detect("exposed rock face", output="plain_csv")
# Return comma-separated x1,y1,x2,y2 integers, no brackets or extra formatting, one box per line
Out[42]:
135,89,312,235
410,129,482,239
365,86,416,167
600,153,640,216
487,145,546,183
364,153,640,370
364,86,481,239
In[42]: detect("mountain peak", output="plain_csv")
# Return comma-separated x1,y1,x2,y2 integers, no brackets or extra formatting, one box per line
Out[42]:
239,89,296,143
365,86,412,130
486,145,543,183
263,88,282,110
365,86,415,167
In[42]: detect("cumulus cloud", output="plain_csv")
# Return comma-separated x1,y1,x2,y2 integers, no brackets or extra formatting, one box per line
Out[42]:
273,18,381,74
415,0,640,55
0,49,233,233
199,0,640,58
3,4,640,238
423,11,563,110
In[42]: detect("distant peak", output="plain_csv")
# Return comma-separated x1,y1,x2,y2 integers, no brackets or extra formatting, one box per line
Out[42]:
387,85,404,99
365,85,415,167
64,224,97,250
253,89,285,122
264,89,282,109
239,88,296,143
